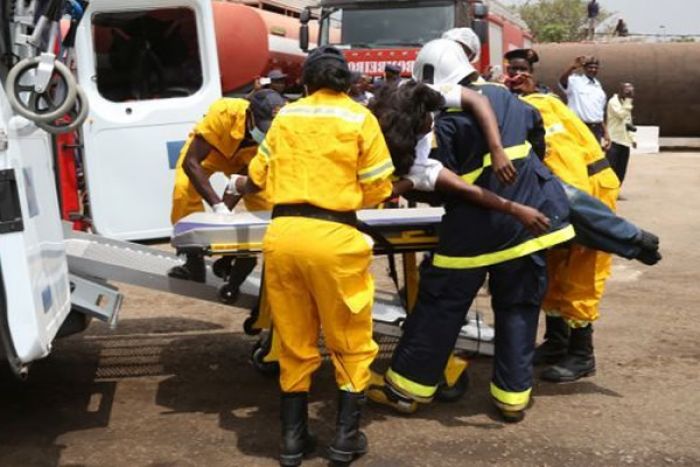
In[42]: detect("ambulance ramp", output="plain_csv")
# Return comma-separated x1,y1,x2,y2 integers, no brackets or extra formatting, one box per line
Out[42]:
63,226,259,308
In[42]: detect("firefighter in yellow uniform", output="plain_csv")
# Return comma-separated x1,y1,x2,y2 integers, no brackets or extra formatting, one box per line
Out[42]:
506,49,620,382
169,90,284,282
231,47,393,466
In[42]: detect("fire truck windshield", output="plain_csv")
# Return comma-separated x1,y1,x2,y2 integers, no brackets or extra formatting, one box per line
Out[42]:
331,4,454,47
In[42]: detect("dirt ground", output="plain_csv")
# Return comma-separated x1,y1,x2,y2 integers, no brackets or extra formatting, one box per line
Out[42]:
2,153,700,467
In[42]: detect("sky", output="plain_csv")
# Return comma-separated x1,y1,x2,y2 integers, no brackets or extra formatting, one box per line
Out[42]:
506,0,700,36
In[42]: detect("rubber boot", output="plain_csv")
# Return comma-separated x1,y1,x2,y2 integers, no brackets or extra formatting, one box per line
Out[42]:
366,371,418,414
168,252,206,283
279,392,316,467
328,390,368,466
541,324,596,383
533,315,570,366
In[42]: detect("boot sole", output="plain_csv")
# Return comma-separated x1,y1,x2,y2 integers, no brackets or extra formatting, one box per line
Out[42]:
279,440,316,466
542,368,597,383
327,445,368,465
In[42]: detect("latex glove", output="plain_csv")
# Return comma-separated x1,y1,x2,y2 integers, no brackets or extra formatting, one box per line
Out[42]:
212,202,229,214
226,174,245,195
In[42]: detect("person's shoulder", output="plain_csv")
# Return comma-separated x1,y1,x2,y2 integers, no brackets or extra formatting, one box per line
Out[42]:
210,97,249,115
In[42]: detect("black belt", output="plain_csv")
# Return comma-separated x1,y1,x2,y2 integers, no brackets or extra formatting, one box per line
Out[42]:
271,203,358,227
587,158,611,176
585,122,604,127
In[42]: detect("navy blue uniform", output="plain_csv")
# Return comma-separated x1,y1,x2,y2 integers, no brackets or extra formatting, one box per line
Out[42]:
386,83,574,411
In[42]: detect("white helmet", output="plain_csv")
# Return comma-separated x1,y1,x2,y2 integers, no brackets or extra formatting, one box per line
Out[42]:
442,27,481,63
413,38,476,85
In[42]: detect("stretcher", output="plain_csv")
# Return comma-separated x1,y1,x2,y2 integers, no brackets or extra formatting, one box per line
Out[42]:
171,208,496,374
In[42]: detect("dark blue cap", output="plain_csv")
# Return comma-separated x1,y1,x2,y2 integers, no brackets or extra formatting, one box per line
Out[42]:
248,89,286,133
385,63,402,73
303,46,349,71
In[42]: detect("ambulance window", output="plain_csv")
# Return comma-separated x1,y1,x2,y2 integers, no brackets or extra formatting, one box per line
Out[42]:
92,8,203,102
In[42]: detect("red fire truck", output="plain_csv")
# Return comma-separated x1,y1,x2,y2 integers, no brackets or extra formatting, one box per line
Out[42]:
300,0,533,76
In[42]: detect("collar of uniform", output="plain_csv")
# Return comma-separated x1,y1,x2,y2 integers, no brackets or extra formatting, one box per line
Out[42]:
311,89,347,99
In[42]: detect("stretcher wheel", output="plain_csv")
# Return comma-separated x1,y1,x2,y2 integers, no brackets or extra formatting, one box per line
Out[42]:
250,341,279,376
435,371,469,403
5,57,78,122
212,257,233,279
243,314,262,336
218,283,240,304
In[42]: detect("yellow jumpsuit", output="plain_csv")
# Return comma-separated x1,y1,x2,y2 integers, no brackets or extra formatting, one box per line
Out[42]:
522,93,621,326
248,89,394,393
171,98,269,224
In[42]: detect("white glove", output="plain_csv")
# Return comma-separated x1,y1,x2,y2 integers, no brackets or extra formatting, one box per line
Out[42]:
226,174,245,195
212,202,230,214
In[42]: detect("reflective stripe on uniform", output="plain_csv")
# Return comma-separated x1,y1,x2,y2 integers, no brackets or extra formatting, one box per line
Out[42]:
258,140,271,160
279,105,366,124
386,368,437,400
433,225,576,269
490,382,531,411
546,123,565,137
358,159,394,183
460,142,532,184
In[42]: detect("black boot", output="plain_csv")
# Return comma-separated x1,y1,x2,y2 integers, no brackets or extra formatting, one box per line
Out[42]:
280,392,316,467
533,316,570,366
328,390,368,466
168,252,206,283
541,324,596,383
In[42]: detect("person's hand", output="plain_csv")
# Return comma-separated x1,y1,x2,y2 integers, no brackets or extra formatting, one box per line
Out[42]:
512,205,550,236
492,148,517,185
574,56,587,68
212,202,230,214
602,136,612,151
632,141,638,149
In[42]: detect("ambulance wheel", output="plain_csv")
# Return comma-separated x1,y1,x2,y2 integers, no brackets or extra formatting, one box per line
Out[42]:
218,284,239,305
250,342,279,376
435,371,469,403
243,314,261,336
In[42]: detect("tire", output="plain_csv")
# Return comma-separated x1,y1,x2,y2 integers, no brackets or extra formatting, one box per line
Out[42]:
243,314,262,336
435,370,469,403
250,341,279,376
218,283,240,305
5,57,78,122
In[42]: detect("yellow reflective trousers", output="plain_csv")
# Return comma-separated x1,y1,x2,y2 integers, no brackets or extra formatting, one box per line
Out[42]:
523,93,621,325
263,217,378,393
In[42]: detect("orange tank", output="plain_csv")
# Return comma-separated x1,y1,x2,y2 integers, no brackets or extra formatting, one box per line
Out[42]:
212,2,317,93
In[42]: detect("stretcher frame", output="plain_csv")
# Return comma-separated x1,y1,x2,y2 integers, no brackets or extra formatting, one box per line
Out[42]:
171,208,496,373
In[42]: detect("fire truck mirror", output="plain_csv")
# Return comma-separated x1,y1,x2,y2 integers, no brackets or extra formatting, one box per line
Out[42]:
472,3,489,20
300,8,311,52
472,20,489,50
300,25,309,52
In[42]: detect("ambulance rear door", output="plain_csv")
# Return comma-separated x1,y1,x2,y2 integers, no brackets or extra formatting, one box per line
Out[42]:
74,0,222,240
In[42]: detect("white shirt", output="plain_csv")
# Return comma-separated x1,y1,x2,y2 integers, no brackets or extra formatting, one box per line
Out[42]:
560,74,607,124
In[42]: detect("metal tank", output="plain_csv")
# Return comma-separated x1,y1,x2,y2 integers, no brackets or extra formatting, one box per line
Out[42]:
533,42,700,137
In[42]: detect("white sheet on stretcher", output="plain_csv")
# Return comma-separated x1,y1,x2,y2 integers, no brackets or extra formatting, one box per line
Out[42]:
171,207,445,250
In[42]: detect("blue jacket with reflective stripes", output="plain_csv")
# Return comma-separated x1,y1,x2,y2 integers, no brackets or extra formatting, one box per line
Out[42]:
431,83,571,262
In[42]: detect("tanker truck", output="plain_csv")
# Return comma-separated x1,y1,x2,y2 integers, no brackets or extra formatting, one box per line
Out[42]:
299,0,533,77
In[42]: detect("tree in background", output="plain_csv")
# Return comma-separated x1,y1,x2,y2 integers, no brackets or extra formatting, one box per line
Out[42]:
514,0,612,42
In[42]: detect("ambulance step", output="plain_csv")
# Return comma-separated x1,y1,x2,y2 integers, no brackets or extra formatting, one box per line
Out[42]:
69,273,123,328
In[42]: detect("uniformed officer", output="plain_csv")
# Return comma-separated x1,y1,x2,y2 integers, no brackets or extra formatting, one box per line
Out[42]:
169,89,284,282
504,49,660,381
368,39,575,422
231,46,394,466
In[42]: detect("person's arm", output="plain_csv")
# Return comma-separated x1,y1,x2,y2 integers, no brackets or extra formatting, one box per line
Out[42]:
559,57,584,89
393,164,550,235
183,135,227,212
357,114,395,208
439,84,516,184
459,88,516,185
